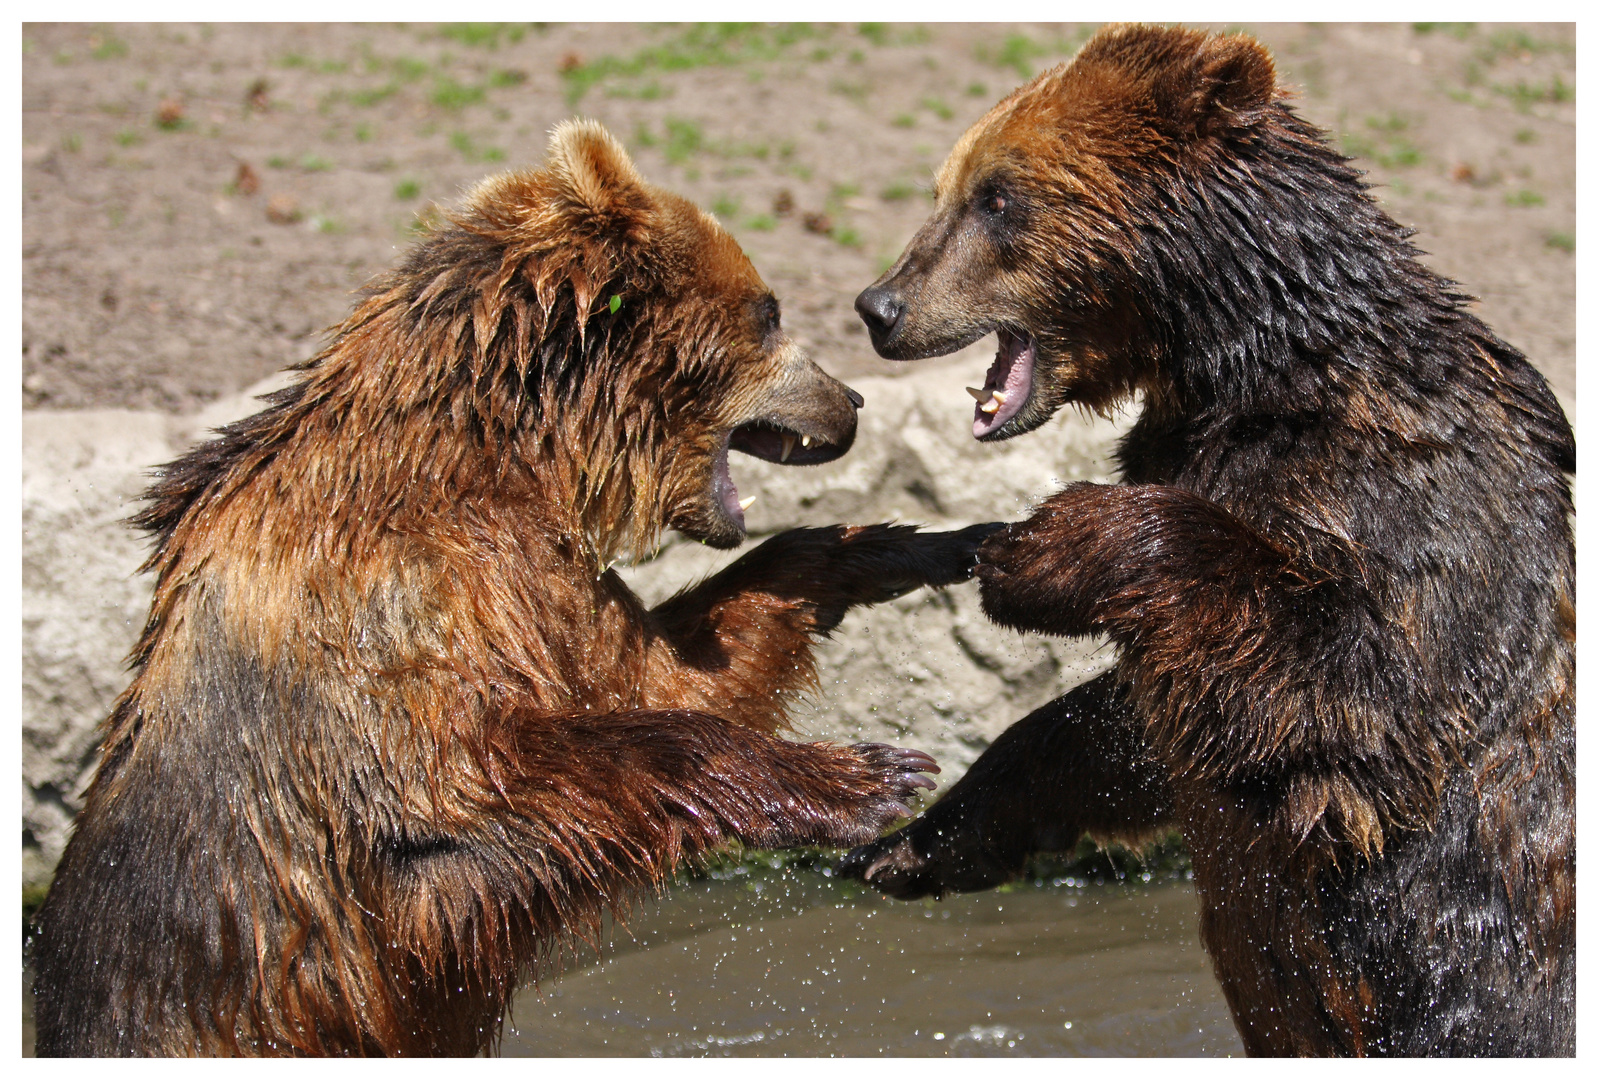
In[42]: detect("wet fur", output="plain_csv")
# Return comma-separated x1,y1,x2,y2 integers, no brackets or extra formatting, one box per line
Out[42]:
844,25,1574,1056
30,121,979,1056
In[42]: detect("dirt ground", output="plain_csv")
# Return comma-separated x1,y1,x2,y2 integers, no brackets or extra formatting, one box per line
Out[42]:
21,22,1576,418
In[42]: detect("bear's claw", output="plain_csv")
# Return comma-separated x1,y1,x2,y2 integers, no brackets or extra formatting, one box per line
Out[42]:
838,832,942,899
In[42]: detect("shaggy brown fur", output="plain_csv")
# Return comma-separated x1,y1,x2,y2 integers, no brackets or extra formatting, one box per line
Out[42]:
30,120,984,1056
847,25,1574,1056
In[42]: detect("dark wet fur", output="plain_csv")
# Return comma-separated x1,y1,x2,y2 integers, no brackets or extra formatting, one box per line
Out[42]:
844,25,1574,1056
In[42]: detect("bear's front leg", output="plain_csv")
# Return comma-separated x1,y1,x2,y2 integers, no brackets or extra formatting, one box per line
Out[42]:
645,522,1000,729
977,482,1287,640
426,710,943,886
839,673,1174,898
657,521,1001,634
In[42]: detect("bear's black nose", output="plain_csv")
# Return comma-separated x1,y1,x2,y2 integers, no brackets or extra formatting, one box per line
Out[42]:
854,286,904,344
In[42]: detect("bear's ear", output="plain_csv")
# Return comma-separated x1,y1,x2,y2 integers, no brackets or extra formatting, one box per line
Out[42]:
1174,34,1277,137
544,118,656,235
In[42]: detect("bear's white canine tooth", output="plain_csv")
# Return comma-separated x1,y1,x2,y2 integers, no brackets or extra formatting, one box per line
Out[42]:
966,386,990,402
780,434,796,462
980,391,1004,414
801,434,811,448
738,495,757,511
990,390,1007,405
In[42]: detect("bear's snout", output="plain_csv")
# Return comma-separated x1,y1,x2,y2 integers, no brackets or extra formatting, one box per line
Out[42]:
854,284,905,349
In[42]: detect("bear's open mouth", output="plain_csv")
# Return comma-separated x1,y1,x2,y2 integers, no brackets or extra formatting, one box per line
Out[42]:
730,420,847,467
968,329,1036,439
712,421,848,530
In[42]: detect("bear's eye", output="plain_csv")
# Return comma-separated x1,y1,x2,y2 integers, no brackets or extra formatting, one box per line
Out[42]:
978,182,1011,216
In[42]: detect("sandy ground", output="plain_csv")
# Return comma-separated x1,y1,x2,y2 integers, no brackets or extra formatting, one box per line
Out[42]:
22,22,1576,415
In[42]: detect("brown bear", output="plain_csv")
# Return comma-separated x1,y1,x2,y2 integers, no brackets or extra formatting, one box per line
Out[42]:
846,25,1574,1056
29,119,985,1056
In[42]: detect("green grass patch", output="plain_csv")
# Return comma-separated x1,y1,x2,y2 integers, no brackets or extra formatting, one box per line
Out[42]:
711,194,741,218
744,213,777,232
1382,140,1422,167
856,23,926,47
713,137,769,160
891,113,916,128
833,224,862,248
828,77,869,104
89,29,128,60
352,83,400,107
114,129,142,147
606,79,667,100
1494,76,1574,111
392,56,431,81
662,117,703,163
1413,23,1474,39
299,153,334,172
1515,127,1538,144
560,22,823,105
430,76,485,110
1477,27,1570,65
880,180,918,201
440,23,530,49
920,96,953,120
394,178,421,199
449,131,505,163
1342,120,1424,169
991,33,1045,77
977,25,1093,79
1545,230,1574,253
1505,189,1545,207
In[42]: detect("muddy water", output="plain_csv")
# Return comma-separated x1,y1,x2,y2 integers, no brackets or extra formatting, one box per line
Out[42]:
503,869,1242,1057
22,869,1241,1056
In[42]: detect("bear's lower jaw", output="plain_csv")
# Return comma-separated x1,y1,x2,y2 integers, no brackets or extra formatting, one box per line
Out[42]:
674,499,747,549
971,329,1037,439
703,441,752,546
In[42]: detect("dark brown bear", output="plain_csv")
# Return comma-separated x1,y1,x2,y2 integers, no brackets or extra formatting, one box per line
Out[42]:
30,120,984,1056
846,25,1574,1056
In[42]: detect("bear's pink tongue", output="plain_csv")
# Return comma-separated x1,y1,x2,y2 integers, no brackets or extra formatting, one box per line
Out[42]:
969,330,1035,438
